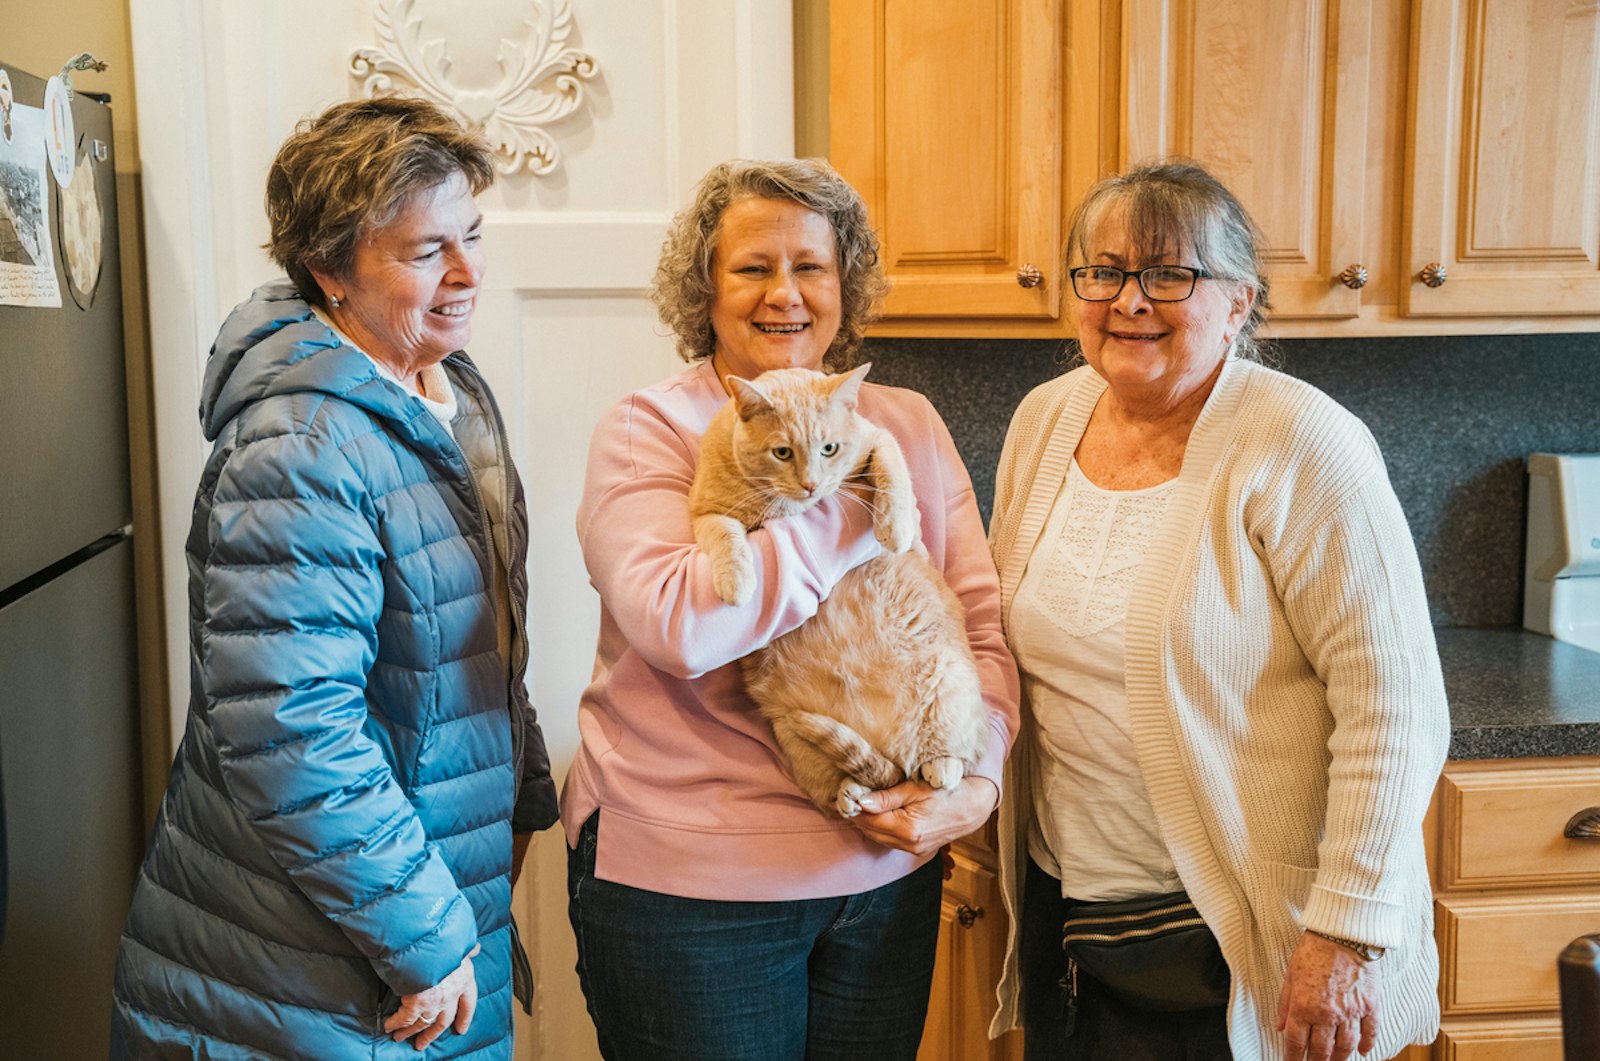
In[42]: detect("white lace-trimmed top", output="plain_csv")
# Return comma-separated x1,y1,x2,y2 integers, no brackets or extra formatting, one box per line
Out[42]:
1009,459,1183,901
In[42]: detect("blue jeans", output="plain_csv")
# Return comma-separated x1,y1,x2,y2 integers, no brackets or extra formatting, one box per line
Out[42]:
1020,857,1232,1061
566,812,943,1061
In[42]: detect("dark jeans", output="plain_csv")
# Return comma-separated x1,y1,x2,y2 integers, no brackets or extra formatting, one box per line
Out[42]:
1020,857,1232,1061
566,811,943,1061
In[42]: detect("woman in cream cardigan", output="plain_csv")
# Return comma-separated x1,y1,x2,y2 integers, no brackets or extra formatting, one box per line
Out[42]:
987,161,1449,1061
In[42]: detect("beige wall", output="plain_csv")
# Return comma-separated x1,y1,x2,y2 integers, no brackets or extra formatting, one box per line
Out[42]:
7,0,170,821
6,2,139,162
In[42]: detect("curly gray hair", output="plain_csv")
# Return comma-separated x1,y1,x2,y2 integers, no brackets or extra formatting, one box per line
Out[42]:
650,158,890,370
1065,159,1272,362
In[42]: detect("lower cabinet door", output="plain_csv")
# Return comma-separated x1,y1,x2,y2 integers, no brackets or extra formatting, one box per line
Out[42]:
918,842,1023,1061
1434,1016,1563,1061
1436,892,1600,1015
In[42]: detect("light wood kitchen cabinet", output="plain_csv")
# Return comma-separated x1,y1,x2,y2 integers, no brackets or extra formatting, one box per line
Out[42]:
918,831,1023,1061
1122,0,1374,321
825,0,1600,336
1425,756,1600,1059
1403,0,1600,319
829,0,1113,338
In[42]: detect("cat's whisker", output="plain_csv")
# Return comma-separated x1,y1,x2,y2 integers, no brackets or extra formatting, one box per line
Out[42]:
833,488,876,515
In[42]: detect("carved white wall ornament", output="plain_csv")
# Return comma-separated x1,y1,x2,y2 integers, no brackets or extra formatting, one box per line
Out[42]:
350,0,600,176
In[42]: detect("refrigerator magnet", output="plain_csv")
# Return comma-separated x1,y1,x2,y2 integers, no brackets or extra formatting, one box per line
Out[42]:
0,103,64,307
43,75,73,189
58,136,102,309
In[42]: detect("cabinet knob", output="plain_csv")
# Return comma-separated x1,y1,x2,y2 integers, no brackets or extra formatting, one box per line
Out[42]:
1338,264,1369,290
1565,807,1600,840
1016,264,1043,289
955,903,985,928
1418,262,1448,288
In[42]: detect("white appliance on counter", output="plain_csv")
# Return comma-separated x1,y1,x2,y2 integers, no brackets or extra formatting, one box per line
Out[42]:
1524,453,1600,652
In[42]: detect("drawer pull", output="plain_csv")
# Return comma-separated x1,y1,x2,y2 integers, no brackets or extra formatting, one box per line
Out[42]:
1565,808,1600,840
955,903,985,928
1418,262,1448,287
1337,263,1369,289
1016,264,1044,289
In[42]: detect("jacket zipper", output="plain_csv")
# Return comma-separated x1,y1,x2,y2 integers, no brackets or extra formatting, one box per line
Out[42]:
447,357,527,778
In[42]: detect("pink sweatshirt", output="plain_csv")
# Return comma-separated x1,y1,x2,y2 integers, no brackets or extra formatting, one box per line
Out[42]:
561,359,1020,901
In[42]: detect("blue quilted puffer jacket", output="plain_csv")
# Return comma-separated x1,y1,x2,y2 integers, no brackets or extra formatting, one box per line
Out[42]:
111,280,558,1059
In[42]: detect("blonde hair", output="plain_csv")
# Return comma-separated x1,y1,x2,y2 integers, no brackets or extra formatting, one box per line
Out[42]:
265,97,494,308
650,158,890,370
1065,159,1272,361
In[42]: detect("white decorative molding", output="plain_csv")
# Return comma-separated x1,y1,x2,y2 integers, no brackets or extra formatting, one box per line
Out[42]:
350,0,600,176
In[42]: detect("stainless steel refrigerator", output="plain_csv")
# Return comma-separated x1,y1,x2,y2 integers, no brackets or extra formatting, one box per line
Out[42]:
0,59,145,1059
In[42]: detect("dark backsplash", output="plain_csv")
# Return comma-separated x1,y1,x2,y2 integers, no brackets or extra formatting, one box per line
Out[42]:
861,332,1600,628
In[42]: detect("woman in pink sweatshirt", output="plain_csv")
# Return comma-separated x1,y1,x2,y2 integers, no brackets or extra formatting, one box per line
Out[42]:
560,159,1020,1060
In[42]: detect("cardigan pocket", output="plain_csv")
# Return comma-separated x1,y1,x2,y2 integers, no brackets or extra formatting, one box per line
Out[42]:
1258,859,1318,973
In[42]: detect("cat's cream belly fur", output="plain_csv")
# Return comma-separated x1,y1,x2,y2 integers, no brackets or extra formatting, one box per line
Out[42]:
743,551,988,818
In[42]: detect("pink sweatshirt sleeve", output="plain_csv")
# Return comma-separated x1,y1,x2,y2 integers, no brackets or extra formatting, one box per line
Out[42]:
577,391,885,679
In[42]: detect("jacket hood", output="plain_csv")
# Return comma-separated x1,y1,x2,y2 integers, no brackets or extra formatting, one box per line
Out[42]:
200,278,440,444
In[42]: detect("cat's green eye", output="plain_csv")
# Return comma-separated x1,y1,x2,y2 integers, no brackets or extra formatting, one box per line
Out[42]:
772,446,793,461
821,442,839,457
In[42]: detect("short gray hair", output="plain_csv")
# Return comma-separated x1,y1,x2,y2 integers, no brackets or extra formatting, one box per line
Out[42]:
1065,159,1272,361
650,158,890,370
265,96,495,309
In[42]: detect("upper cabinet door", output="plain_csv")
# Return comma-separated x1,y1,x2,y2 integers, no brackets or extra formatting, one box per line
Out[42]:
1122,0,1373,319
1405,0,1600,316
831,0,1065,320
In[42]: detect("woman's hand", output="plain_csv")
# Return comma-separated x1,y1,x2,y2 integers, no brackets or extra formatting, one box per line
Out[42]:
850,775,1000,856
1275,932,1382,1061
385,944,481,1050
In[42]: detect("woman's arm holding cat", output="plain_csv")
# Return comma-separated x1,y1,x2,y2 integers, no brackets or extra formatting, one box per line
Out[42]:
578,393,884,678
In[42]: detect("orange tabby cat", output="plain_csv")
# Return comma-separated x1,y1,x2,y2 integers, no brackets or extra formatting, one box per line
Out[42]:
689,364,988,818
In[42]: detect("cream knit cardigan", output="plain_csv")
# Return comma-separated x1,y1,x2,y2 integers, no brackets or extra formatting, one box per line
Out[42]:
987,359,1449,1061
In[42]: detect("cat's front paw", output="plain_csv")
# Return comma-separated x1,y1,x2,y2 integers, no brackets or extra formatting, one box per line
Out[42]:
835,780,871,818
712,551,757,607
918,757,965,790
874,496,920,555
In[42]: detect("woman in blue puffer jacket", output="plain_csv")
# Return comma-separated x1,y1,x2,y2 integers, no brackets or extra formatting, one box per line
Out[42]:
111,97,557,1059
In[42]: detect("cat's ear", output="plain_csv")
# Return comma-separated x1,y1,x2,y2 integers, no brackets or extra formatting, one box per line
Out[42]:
827,362,873,410
728,376,776,420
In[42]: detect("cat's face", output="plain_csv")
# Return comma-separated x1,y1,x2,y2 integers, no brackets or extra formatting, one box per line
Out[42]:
728,367,870,514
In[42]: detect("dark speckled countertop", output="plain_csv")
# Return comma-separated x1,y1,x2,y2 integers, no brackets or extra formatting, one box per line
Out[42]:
1437,628,1600,760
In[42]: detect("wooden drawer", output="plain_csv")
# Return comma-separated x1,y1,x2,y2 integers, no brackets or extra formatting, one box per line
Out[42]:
1437,759,1600,890
1436,891,1600,1015
1434,1016,1562,1061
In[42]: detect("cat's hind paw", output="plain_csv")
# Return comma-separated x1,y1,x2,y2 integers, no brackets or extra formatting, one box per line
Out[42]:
918,757,965,790
835,780,871,818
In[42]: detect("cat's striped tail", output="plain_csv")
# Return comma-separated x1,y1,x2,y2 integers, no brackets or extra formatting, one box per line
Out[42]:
786,711,901,789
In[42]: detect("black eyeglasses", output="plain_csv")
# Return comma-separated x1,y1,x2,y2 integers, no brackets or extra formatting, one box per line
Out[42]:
1069,264,1213,302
